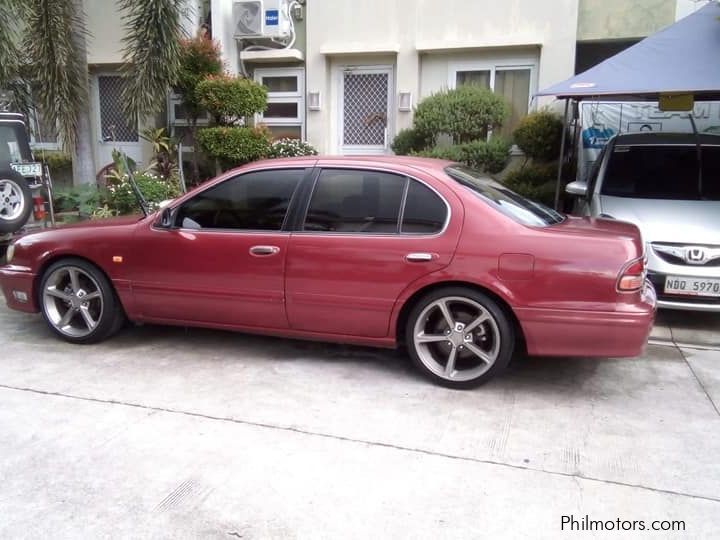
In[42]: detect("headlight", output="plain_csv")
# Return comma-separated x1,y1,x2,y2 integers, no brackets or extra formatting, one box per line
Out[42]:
5,243,14,263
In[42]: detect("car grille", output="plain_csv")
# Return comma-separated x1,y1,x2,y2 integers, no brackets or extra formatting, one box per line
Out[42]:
651,242,720,267
648,273,720,305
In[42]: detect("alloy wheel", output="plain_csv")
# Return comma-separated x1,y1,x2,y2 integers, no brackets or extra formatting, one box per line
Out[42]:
412,296,501,382
42,266,105,338
0,179,25,222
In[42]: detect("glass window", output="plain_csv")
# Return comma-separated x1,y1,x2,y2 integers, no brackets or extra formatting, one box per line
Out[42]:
261,76,298,93
493,69,531,138
601,145,708,200
267,125,302,140
0,125,32,163
304,169,406,233
402,180,447,234
175,169,304,230
265,102,299,118
456,70,490,88
446,165,565,227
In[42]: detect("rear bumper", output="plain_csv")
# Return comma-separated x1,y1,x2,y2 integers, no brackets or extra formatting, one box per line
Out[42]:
516,283,657,358
0,266,38,313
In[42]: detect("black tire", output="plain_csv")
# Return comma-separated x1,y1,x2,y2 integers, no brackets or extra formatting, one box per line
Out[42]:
405,287,515,389
0,170,32,234
39,258,126,344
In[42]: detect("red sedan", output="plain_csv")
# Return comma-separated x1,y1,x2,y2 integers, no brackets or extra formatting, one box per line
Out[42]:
0,157,656,388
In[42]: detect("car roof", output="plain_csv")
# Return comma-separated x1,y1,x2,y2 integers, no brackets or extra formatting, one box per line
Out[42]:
613,132,720,145
250,155,456,176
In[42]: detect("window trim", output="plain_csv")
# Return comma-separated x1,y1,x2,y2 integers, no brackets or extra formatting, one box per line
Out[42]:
169,167,310,233
254,67,305,140
297,166,451,237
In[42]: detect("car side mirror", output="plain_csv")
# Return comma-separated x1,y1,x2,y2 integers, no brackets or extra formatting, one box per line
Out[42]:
158,207,176,229
565,181,588,198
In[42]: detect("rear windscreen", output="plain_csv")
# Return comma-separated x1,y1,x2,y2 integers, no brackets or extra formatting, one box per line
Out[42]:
601,144,719,201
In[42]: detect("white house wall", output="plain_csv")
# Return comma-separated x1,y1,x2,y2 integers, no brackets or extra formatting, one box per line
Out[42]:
304,0,579,154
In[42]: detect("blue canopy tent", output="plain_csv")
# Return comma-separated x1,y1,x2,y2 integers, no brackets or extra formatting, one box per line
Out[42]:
536,1,720,207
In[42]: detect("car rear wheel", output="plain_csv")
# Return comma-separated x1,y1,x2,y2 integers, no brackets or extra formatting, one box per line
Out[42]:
0,170,32,234
406,287,515,388
40,258,125,344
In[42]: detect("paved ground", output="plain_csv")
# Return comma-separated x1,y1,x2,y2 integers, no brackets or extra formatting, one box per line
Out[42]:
1,302,719,539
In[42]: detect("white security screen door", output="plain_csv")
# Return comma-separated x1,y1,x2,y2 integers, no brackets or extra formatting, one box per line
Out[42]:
94,74,142,168
339,67,393,155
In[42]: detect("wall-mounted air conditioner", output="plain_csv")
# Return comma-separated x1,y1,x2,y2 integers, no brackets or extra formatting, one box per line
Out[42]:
233,0,291,40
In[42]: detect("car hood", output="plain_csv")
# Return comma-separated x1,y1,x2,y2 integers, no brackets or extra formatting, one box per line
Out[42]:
599,196,720,244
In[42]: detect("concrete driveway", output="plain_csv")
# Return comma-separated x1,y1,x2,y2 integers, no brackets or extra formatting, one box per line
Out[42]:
1,302,719,539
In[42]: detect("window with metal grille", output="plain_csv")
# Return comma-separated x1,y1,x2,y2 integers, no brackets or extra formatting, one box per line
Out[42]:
98,75,138,142
342,72,388,146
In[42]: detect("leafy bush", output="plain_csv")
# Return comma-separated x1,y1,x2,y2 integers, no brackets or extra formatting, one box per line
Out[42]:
106,172,181,215
38,150,72,172
268,138,318,158
196,126,272,169
196,75,267,124
413,144,465,163
175,36,223,120
391,127,432,155
461,137,511,174
52,185,105,216
501,163,558,206
512,110,564,162
413,86,509,144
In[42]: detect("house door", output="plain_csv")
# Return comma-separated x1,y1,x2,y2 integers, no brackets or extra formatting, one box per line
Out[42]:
93,74,142,171
339,67,393,155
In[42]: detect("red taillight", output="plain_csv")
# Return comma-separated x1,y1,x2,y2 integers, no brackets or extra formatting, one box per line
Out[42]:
617,257,646,292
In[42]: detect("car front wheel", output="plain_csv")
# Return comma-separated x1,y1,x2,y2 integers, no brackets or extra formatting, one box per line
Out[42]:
39,258,125,344
405,287,515,389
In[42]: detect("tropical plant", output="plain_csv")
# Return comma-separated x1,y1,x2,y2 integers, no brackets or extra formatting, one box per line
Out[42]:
413,137,511,174
196,75,268,125
501,163,558,206
268,138,318,158
0,0,187,186
175,35,223,182
413,86,509,144
52,185,106,216
140,127,178,179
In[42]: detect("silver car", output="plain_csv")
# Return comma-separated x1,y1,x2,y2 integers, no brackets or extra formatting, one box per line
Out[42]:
566,132,720,312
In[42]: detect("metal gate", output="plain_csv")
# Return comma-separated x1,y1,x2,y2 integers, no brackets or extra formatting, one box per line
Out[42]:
340,67,392,154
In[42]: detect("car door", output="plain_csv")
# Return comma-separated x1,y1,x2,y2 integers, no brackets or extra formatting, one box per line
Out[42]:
131,167,309,329
285,166,461,338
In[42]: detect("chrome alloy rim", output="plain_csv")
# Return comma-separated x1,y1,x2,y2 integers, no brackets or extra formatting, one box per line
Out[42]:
0,179,25,221
42,266,104,338
413,296,501,382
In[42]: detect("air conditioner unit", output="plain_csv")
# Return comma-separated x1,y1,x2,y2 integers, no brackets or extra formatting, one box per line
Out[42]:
233,0,291,40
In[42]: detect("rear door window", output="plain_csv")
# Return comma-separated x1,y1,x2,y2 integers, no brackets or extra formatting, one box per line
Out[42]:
304,169,406,233
401,180,447,233
601,145,701,199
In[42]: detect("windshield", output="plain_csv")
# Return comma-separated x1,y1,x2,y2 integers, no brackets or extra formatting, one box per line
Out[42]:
445,165,565,227
601,144,720,201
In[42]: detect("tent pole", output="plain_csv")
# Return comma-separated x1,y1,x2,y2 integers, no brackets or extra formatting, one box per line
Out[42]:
554,98,570,211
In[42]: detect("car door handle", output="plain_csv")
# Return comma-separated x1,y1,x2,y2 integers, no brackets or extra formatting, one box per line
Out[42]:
249,245,280,256
405,252,434,262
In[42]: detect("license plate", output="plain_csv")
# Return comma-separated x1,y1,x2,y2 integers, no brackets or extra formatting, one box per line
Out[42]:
10,162,43,177
665,276,720,297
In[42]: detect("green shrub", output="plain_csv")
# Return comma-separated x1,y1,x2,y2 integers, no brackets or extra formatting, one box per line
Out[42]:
52,185,105,216
413,144,465,163
461,137,511,174
106,172,180,215
512,110,564,162
38,150,72,172
267,138,318,158
196,126,272,169
196,75,267,124
391,127,432,155
501,163,558,206
413,86,509,144
175,36,223,120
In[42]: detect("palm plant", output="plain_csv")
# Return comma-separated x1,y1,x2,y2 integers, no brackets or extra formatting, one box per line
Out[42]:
0,0,186,186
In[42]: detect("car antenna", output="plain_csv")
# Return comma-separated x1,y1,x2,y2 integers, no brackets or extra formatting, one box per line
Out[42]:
108,126,149,217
